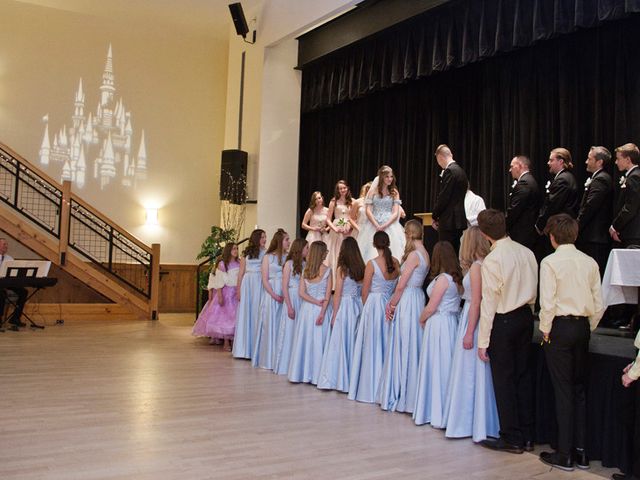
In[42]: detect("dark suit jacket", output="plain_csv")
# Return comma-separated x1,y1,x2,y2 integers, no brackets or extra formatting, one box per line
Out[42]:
432,162,468,231
612,166,640,242
506,172,540,249
535,169,580,232
577,169,613,245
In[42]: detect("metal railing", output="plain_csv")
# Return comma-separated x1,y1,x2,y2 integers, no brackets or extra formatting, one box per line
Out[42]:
0,142,155,300
0,147,62,237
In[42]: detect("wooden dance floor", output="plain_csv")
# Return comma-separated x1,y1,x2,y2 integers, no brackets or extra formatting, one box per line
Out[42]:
0,315,616,479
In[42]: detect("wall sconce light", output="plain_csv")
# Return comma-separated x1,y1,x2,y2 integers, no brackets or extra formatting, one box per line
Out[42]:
145,207,159,226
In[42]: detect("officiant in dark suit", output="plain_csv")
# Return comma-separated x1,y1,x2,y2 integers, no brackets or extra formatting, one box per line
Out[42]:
506,155,541,250
576,146,613,276
432,144,468,253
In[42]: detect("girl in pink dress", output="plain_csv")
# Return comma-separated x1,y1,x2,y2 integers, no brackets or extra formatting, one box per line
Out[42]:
327,180,354,283
192,243,240,351
301,191,329,244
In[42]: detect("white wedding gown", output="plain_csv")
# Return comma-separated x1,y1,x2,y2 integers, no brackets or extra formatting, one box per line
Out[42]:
357,194,406,263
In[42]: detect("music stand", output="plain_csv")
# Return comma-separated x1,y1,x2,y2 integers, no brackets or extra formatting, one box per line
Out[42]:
0,261,54,331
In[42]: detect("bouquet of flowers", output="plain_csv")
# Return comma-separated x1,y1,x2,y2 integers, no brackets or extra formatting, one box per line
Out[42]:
336,217,350,234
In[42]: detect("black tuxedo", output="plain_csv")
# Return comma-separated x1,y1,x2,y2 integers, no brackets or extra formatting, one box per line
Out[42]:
506,172,541,250
535,169,580,233
612,166,640,246
433,161,468,251
576,169,613,275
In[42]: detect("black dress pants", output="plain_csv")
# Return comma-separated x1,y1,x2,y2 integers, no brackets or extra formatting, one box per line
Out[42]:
437,228,464,255
543,316,590,456
0,287,28,323
488,305,534,446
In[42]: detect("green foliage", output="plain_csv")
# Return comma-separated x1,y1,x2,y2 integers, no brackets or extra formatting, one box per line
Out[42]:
197,226,237,262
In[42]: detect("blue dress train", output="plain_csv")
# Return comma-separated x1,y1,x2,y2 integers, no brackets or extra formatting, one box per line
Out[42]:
232,249,265,359
273,260,303,375
253,254,284,369
443,260,500,441
413,273,460,426
377,251,429,412
348,260,397,403
287,268,332,384
317,275,363,392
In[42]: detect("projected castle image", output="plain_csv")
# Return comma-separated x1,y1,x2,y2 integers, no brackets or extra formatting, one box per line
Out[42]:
38,44,148,190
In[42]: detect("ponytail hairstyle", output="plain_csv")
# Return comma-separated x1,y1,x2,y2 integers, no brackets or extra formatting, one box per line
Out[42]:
376,165,399,198
551,147,574,170
359,182,372,199
303,241,328,280
243,228,265,259
333,180,353,207
337,237,365,282
458,226,490,273
401,219,424,263
373,231,395,274
266,228,288,265
429,241,463,286
286,238,308,277
213,242,237,273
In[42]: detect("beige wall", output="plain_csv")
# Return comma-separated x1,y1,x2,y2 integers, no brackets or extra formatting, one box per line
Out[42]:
0,0,228,263
224,0,358,242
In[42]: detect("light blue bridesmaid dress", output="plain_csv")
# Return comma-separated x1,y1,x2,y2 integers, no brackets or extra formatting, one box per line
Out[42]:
377,251,429,412
413,273,460,426
287,268,332,384
348,259,398,403
443,260,500,441
317,275,363,392
232,249,265,359
273,260,303,375
253,254,284,369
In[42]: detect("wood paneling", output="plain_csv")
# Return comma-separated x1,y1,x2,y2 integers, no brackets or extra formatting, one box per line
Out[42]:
158,264,199,313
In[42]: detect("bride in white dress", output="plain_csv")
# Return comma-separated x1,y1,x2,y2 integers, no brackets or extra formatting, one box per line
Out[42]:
357,166,406,263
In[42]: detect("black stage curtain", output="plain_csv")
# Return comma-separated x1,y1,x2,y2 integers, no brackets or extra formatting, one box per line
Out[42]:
301,0,640,112
298,14,640,221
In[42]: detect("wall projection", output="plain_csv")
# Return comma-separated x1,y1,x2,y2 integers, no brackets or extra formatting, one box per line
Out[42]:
38,44,148,190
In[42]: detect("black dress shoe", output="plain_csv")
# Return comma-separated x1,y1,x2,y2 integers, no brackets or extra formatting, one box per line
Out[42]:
8,317,26,328
573,448,589,469
480,438,524,454
524,440,534,452
540,451,574,471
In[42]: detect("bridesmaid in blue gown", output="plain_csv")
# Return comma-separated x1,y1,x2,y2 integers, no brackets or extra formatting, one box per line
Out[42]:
413,241,462,427
378,220,430,412
232,229,266,359
348,231,399,403
318,237,365,392
444,226,499,441
288,241,332,384
253,229,290,369
273,238,308,375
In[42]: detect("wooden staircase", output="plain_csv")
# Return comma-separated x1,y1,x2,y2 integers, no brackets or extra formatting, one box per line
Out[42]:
0,142,160,320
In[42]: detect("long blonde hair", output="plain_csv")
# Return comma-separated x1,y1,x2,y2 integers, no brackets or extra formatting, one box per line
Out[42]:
303,241,328,280
402,219,423,263
459,226,490,273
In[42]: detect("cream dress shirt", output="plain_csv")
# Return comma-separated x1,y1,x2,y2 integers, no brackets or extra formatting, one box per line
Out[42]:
478,237,538,348
538,244,604,334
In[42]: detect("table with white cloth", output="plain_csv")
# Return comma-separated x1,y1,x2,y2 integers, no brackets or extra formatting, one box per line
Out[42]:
602,249,640,308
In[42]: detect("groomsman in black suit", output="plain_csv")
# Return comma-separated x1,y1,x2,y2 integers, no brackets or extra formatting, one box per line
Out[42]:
576,146,613,276
432,144,468,253
610,143,640,248
535,148,580,258
506,155,541,250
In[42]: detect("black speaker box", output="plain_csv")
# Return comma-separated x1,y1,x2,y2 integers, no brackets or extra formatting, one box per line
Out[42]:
228,3,249,38
220,149,248,204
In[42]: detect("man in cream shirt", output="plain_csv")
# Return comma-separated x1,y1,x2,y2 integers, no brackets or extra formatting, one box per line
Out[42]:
477,209,538,454
538,214,604,472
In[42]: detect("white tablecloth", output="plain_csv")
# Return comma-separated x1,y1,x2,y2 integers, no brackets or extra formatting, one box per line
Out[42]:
602,249,640,307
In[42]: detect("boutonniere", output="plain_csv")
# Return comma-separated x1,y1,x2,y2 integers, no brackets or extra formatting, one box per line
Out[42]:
620,175,627,189
439,169,445,178
511,180,517,189
584,177,592,191
545,180,551,194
